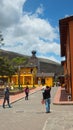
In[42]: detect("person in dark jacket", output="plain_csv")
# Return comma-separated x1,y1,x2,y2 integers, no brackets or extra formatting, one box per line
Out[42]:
42,86,51,113
3,86,11,108
24,86,29,100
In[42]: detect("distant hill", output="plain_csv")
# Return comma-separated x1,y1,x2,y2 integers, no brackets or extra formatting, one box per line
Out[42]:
0,49,63,75
0,49,28,59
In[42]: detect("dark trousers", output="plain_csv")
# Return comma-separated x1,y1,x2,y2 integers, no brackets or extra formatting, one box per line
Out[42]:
3,97,10,107
25,92,28,100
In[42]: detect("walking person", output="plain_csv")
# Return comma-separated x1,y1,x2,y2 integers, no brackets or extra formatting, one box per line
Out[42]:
24,86,29,100
3,85,11,108
42,86,51,113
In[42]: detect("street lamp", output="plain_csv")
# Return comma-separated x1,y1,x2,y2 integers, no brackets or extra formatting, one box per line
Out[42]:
14,65,21,89
18,65,20,89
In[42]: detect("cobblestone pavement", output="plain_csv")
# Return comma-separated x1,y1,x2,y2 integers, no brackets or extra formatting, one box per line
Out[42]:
0,87,73,130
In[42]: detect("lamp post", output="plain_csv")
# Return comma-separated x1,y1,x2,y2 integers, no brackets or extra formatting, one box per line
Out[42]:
18,65,20,89
32,67,37,88
14,65,21,89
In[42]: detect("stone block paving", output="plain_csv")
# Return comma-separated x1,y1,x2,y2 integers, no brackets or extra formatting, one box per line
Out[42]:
53,87,73,105
0,87,41,106
1,86,73,106
0,86,73,130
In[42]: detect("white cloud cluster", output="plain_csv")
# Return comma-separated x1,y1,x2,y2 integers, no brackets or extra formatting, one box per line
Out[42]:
0,0,25,29
0,0,60,62
35,4,44,15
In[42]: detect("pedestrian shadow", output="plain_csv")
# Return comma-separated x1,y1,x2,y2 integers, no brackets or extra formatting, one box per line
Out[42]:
36,111,46,114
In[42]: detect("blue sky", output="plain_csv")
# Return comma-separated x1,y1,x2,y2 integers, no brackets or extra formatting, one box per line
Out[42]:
0,0,73,63
23,0,73,26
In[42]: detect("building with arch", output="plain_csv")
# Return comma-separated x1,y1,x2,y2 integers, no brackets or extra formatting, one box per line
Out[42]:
0,50,63,88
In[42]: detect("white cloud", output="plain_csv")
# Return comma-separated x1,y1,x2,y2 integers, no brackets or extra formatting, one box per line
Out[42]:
35,4,44,15
0,0,60,62
0,0,26,29
47,56,61,63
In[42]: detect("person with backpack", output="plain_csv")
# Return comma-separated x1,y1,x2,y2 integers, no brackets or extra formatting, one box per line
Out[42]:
3,85,11,108
42,86,51,113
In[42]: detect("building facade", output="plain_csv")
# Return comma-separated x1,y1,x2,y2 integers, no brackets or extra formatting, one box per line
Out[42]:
0,51,54,88
59,16,73,100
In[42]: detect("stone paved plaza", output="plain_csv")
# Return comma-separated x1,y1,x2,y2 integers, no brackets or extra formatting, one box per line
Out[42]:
0,87,73,130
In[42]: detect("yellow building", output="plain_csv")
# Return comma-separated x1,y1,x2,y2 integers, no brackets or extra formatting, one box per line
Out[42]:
0,50,57,88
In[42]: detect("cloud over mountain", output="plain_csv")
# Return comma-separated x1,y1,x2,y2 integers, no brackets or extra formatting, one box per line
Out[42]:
0,0,60,63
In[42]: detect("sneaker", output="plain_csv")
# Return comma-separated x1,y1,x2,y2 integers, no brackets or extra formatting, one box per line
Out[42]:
46,111,50,113
9,105,12,108
3,106,5,108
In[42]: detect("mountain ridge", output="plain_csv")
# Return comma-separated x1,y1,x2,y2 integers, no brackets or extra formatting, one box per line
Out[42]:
0,49,60,65
0,49,63,75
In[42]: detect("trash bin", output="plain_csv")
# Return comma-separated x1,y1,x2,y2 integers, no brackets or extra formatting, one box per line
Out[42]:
68,95,71,101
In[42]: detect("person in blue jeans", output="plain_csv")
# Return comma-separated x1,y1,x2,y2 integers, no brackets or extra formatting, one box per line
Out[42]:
42,86,51,113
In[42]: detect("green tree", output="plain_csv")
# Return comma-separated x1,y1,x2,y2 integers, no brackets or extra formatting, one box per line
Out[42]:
4,58,16,82
0,56,26,87
11,57,26,66
0,57,6,76
11,57,26,89
0,57,16,82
